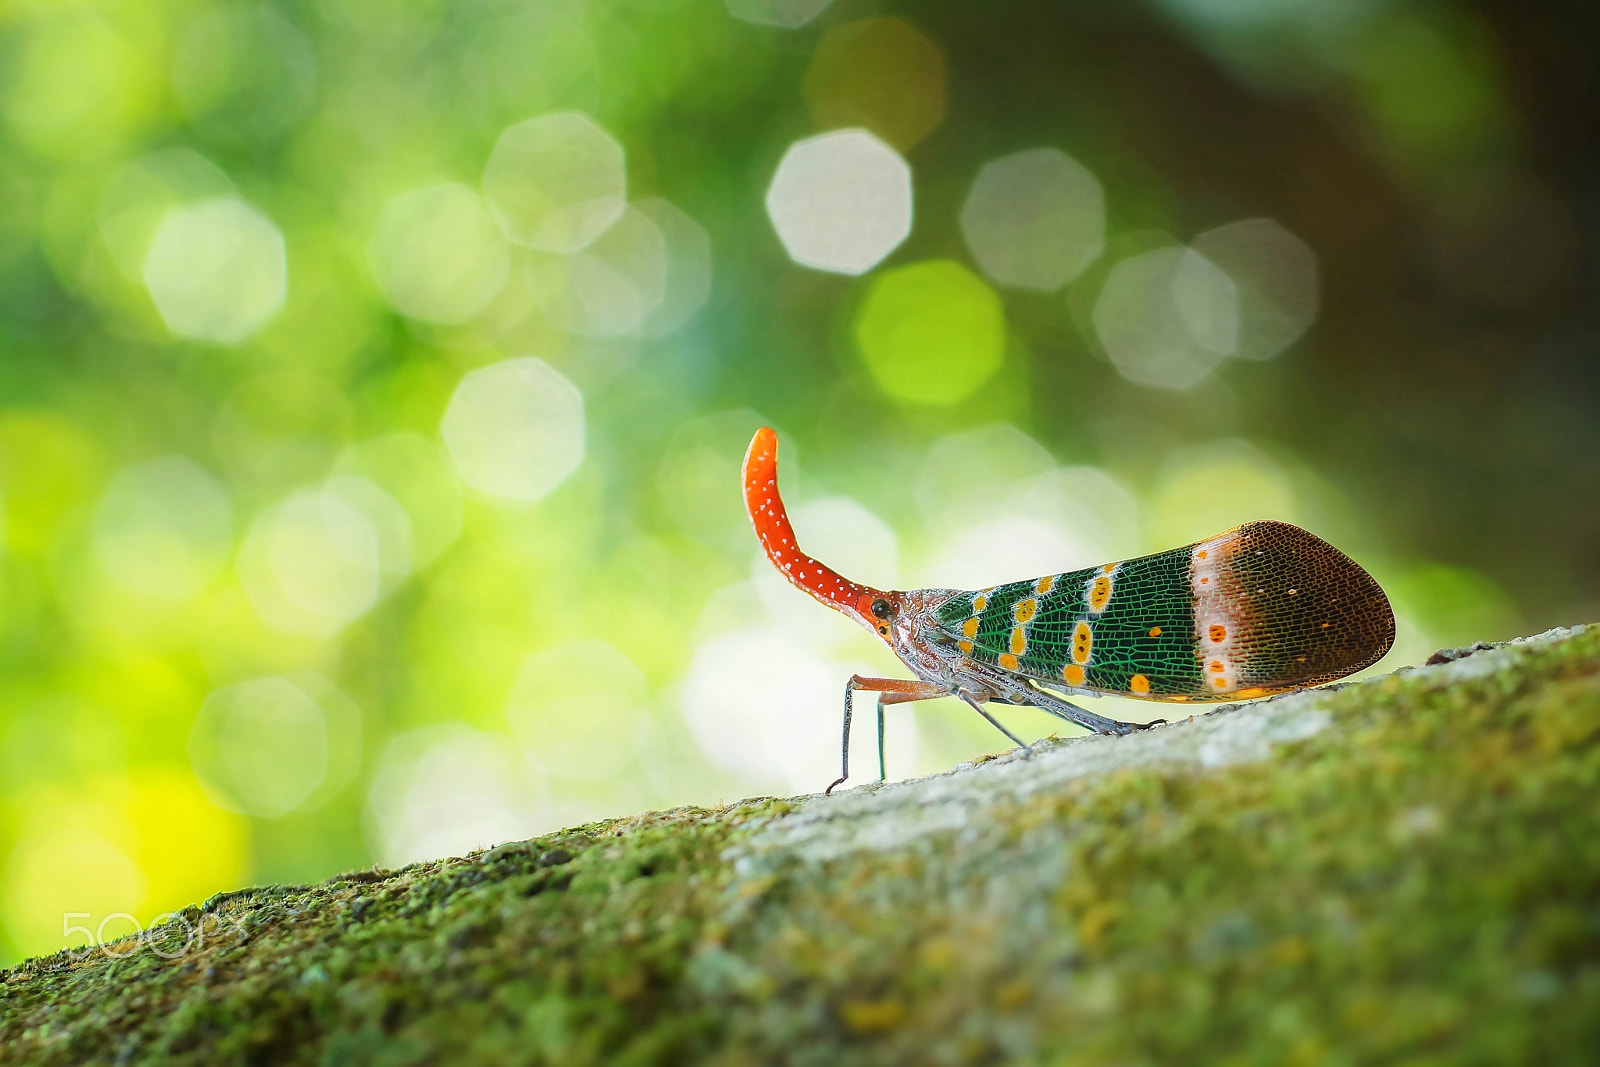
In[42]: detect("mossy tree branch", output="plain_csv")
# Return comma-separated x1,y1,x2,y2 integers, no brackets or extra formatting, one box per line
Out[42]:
4,627,1599,1064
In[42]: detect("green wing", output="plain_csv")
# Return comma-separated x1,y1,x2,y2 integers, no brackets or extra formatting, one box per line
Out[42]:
932,521,1394,702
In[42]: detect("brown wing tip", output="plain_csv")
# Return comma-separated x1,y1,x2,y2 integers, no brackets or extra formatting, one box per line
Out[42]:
1228,520,1396,683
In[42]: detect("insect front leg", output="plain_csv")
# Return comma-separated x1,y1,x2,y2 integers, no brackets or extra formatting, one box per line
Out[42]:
828,677,948,796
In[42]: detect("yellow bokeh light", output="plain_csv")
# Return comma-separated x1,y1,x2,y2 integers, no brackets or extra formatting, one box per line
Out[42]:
0,412,105,558
853,259,1005,406
802,17,947,151
1,11,161,159
2,772,246,960
127,770,248,923
91,456,233,606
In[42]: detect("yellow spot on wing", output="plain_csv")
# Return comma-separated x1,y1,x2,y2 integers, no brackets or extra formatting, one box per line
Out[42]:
1088,576,1113,613
1062,664,1086,685
1014,598,1038,624
1009,626,1027,655
1035,575,1056,595
958,639,974,655
1129,673,1150,695
1148,626,1162,638
998,653,1020,671
973,594,989,612
1072,620,1093,665
962,617,979,638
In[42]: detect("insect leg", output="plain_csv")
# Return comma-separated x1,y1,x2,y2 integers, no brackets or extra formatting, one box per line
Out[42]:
876,696,886,783
829,677,855,798
1021,680,1146,736
956,690,1033,756
868,689,937,782
828,677,948,795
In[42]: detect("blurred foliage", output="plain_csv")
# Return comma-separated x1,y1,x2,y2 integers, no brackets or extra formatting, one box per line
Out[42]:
0,0,1594,965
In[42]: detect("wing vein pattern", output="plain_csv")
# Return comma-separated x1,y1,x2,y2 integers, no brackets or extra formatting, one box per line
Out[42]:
931,520,1395,702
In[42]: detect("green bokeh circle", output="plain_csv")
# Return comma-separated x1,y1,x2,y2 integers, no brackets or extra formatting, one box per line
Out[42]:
853,259,1006,405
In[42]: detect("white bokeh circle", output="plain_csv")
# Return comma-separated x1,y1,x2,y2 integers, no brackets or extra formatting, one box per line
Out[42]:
960,147,1105,291
369,183,511,325
142,194,286,344
482,112,626,253
440,357,586,503
765,129,911,275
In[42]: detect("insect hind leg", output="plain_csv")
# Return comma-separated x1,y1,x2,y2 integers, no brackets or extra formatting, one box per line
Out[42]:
1020,680,1149,736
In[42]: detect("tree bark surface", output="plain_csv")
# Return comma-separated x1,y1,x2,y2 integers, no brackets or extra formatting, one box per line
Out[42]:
4,626,1598,1064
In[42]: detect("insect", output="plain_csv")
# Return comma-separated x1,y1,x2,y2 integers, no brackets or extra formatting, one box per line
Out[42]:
742,427,1395,794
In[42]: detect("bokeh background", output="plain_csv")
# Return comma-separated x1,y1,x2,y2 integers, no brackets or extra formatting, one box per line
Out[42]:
0,0,1595,964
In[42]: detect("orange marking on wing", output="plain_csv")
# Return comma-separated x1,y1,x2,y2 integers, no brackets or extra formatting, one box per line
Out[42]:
1062,664,1086,685
962,617,979,638
1129,673,1150,695
1009,627,1027,656
958,639,974,655
1196,549,1208,560
973,594,989,612
1148,626,1162,638
1208,624,1227,643
1088,576,1113,613
1208,660,1226,673
1035,575,1056,595
1014,598,1038,624
1072,621,1093,665
998,653,1020,671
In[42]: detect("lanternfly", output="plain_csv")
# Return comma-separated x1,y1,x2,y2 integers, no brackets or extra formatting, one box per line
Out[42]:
742,428,1395,794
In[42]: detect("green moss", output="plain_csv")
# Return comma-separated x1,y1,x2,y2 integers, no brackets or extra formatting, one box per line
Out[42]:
4,628,1599,1064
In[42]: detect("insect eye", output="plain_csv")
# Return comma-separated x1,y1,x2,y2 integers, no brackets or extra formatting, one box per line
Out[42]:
871,598,893,619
